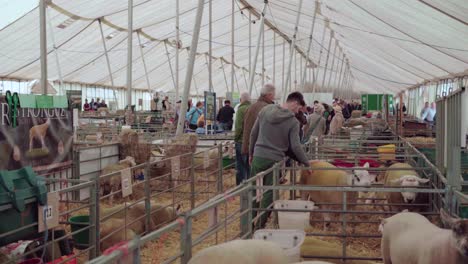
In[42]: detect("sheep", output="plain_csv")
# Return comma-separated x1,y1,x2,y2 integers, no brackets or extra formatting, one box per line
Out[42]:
380,209,468,264
188,239,289,264
29,118,51,151
100,201,180,236
100,156,137,205
384,163,430,212
100,218,136,252
300,161,376,230
122,201,180,235
329,108,344,135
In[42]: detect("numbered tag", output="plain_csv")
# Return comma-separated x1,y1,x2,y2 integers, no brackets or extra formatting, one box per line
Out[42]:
38,192,59,232
204,151,210,169
208,206,218,228
121,168,133,197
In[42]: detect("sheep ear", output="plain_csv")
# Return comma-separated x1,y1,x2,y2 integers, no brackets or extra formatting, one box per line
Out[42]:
417,178,430,183
440,209,459,229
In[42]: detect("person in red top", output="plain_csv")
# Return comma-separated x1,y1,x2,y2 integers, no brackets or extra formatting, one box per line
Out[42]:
83,99,91,111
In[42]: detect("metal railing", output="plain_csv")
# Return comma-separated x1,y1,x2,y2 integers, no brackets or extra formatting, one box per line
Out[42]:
87,137,448,264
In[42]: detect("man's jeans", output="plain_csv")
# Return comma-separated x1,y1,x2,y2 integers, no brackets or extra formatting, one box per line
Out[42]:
235,142,249,185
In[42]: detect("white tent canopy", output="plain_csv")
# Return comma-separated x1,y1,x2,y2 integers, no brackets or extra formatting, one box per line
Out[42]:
0,0,467,99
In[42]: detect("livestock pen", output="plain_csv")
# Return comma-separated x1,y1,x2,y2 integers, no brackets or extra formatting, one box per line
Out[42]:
88,137,449,264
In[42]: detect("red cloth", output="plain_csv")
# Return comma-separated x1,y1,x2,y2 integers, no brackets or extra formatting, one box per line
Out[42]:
332,159,380,168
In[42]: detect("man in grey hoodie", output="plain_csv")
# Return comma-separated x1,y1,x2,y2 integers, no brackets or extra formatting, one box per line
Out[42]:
249,91,310,229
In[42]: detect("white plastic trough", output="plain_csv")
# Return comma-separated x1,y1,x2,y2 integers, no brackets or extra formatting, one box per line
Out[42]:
253,229,305,263
274,200,315,230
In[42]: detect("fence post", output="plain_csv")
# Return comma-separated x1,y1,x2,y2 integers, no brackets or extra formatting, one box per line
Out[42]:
190,154,196,210
217,144,223,193
180,213,193,264
72,149,80,200
273,163,280,227
89,180,98,259
342,191,347,262
144,163,151,234
247,181,254,237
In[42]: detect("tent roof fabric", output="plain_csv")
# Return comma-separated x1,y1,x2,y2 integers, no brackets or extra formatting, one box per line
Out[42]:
0,0,467,97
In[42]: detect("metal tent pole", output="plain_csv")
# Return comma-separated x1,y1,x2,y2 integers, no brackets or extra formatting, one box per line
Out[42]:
208,0,213,92
137,32,152,91
221,59,230,92
261,28,265,87
242,68,249,90
334,52,345,93
176,0,206,135
282,40,285,90
273,32,276,84
321,31,334,91
46,7,63,94
248,1,268,94
126,0,134,110
176,0,180,98
40,0,48,95
231,0,235,93
282,0,304,100
248,12,252,77
326,40,339,90
312,19,329,93
300,1,319,89
164,41,177,91
98,20,118,104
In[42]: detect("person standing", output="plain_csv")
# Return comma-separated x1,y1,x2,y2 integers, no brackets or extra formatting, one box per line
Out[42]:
241,84,276,157
186,101,203,130
217,100,235,130
89,99,95,111
83,99,91,111
302,104,327,143
234,92,251,185
421,102,436,123
420,102,429,119
249,91,310,229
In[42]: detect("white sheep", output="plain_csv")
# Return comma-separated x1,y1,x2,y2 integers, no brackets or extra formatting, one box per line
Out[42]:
300,161,376,230
380,209,468,264
188,239,289,264
100,156,136,205
29,118,51,151
384,163,430,212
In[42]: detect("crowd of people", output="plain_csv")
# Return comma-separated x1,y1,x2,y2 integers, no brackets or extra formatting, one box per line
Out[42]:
83,98,107,111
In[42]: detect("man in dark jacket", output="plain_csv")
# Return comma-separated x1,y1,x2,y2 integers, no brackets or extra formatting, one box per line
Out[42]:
249,91,310,229
241,84,276,155
217,100,235,130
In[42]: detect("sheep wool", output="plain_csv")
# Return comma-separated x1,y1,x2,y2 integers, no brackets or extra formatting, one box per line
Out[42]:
188,239,288,264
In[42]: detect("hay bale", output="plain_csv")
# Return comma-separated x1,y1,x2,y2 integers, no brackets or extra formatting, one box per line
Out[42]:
119,130,151,164
301,237,378,264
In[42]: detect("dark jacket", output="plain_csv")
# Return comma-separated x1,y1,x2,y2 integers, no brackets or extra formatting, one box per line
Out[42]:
234,101,251,142
217,105,235,123
241,95,274,154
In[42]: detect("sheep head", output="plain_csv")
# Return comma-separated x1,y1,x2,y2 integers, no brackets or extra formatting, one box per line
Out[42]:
352,162,376,186
390,175,429,203
440,209,468,257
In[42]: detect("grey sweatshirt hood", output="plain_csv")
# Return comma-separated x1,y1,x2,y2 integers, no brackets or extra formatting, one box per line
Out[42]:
263,104,295,124
249,104,309,166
